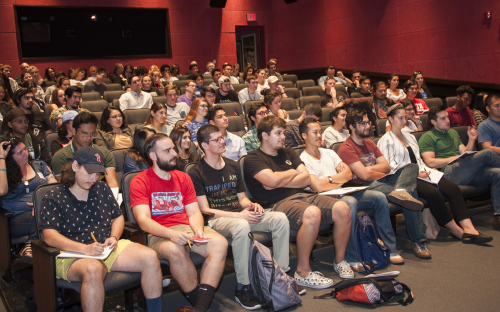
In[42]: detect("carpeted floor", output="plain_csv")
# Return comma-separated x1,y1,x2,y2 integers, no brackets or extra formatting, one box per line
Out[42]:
1,205,499,311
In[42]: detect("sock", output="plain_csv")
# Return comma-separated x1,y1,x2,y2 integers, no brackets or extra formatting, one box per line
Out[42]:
194,284,216,312
145,296,162,312
236,283,245,291
185,287,198,306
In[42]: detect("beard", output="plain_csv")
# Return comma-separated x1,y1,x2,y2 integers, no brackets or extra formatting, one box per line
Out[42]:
157,155,178,172
355,127,370,138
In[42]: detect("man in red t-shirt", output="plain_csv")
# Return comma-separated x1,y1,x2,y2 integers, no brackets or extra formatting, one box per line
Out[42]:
402,80,429,115
130,133,228,312
446,85,476,127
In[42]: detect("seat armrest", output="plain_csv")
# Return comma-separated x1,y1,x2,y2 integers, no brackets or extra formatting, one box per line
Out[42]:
202,212,214,225
31,240,60,257
123,226,140,237
302,189,318,194
249,198,271,207
0,208,13,219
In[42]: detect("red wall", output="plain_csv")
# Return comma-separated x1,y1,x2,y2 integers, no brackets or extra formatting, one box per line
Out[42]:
271,0,500,84
0,0,273,77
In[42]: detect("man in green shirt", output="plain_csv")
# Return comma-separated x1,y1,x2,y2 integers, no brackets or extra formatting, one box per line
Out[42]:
419,106,500,230
242,102,269,153
52,112,119,193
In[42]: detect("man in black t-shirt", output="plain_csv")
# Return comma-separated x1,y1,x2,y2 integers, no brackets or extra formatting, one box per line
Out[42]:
188,124,290,310
244,116,354,285
215,76,239,103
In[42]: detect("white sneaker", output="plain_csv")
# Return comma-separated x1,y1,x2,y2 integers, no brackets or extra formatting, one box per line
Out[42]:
334,260,355,279
348,262,365,272
294,271,333,289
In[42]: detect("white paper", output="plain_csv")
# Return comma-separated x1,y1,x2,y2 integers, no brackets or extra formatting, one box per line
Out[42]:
254,209,271,217
319,186,368,196
418,168,444,185
57,246,116,260
365,271,400,278
448,151,477,165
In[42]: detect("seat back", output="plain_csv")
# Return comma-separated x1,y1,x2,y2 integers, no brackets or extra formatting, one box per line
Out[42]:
45,81,56,87
302,86,324,97
44,94,51,103
80,99,109,112
284,87,300,99
94,112,103,125
81,91,101,101
121,171,141,223
173,80,187,90
184,163,196,174
452,125,470,146
411,130,427,144
179,75,190,80
238,156,254,199
112,149,127,190
299,95,321,109
44,104,52,118
372,137,381,145
233,84,247,93
106,84,123,91
152,96,167,104
376,118,388,136
280,98,297,111
104,78,113,84
103,90,125,104
287,110,303,121
180,87,186,95
296,79,316,91
445,96,457,108
278,81,293,89
123,108,150,125
217,102,243,117
203,79,214,86
293,146,305,156
45,132,59,157
112,99,120,107
321,107,333,124
282,74,298,87
335,84,348,96
332,142,343,153
33,183,64,241
420,114,431,131
203,74,212,80
228,116,246,137
423,97,444,110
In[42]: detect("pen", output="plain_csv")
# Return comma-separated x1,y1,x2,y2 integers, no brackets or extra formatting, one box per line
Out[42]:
90,232,97,243
185,231,192,251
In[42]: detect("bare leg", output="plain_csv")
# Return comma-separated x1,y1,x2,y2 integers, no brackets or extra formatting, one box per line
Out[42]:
295,206,321,278
331,201,352,264
459,219,480,235
111,243,162,299
158,240,198,292
66,259,107,312
444,220,465,237
191,232,228,288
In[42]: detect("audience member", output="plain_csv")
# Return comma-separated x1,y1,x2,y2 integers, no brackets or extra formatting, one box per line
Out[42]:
255,69,269,93
130,133,227,312
192,73,205,98
46,75,70,101
284,102,322,148
323,106,349,148
338,109,430,258
0,137,56,264
268,76,287,97
95,106,133,150
262,89,288,121
124,127,156,173
478,93,500,155
141,75,160,97
402,80,429,115
49,88,66,113
83,68,108,97
164,85,190,126
70,68,88,86
144,102,174,135
88,66,98,80
346,71,362,95
177,80,197,106
41,146,163,312
119,74,153,111
222,63,239,85
446,85,476,127
182,98,209,145
386,73,406,102
171,64,181,79
122,64,134,81
321,77,340,107
472,92,489,125
43,67,56,82
238,75,262,110
299,118,403,270
133,66,149,80
265,61,283,82
215,76,239,103
242,65,254,82
205,62,215,75
15,63,30,84
243,102,269,153
207,105,246,161
109,63,124,85
386,99,423,133
170,126,200,171
190,124,290,310
350,76,371,98
50,86,89,131
380,104,491,244
9,88,52,141
186,62,199,77
28,66,45,96
0,85,13,121
151,68,164,89
419,106,500,231
209,68,223,90
201,86,216,107
233,63,241,79
318,65,350,87
67,68,75,80
52,110,77,155
2,65,19,92
244,115,353,282
412,71,433,99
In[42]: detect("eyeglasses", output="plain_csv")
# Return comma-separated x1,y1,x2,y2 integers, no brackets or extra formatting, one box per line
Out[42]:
22,96,34,100
256,110,270,116
405,108,415,112
198,105,208,109
13,119,29,124
209,136,225,143
413,71,422,75
78,132,96,139
357,121,371,127
110,114,122,119
353,75,361,79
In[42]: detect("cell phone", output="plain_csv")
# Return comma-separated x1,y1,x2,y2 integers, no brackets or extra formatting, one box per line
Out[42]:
2,143,10,150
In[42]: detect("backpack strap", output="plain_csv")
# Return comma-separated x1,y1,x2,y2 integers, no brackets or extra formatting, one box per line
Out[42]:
369,279,414,306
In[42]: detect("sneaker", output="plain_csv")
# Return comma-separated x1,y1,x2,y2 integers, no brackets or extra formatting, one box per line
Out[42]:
294,271,333,289
389,253,404,264
412,242,431,258
334,260,355,279
348,262,365,272
387,189,423,211
235,285,261,310
492,215,500,231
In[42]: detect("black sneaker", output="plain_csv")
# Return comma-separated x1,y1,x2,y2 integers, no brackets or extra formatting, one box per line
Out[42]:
235,285,261,310
492,215,500,231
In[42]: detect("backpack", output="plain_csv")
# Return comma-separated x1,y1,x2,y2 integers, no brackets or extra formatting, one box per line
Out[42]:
355,214,390,273
248,233,302,311
314,275,414,306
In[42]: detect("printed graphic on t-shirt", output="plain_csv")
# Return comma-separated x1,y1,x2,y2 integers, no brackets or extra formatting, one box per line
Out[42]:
205,175,241,211
353,151,377,182
151,192,184,215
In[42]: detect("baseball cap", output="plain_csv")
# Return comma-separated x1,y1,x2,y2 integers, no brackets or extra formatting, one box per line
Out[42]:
74,146,107,174
4,108,26,123
62,110,78,122
218,75,231,85
267,76,279,84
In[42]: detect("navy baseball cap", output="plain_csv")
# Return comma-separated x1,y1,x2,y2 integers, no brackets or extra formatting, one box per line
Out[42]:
73,146,106,174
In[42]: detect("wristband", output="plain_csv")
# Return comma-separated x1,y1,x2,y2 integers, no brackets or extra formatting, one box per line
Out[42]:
0,168,6,172
110,236,118,241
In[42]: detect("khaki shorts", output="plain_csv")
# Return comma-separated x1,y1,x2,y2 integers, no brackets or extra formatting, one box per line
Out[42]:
55,239,134,282
149,224,217,260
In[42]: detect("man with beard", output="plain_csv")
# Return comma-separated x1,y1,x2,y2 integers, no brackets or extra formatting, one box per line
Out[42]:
338,109,430,258
130,133,228,312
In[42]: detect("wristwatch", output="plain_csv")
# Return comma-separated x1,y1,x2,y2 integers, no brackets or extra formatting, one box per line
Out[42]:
328,176,333,183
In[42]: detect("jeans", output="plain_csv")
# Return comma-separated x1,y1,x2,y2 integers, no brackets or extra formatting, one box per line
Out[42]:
9,210,37,241
443,149,500,215
341,190,397,263
364,163,427,243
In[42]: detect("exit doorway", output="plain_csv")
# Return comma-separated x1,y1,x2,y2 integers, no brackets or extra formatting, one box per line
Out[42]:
235,26,265,70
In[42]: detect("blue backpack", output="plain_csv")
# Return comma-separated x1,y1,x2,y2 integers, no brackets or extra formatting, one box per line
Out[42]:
355,214,390,273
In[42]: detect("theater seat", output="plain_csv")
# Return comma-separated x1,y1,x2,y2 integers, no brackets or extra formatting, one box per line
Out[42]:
321,107,333,126
376,118,388,136
278,81,293,89
282,74,298,87
284,88,300,99
103,90,125,104
173,80,187,90
233,84,247,93
296,80,316,93
80,99,109,113
106,84,123,91
227,116,246,137
81,91,101,101
216,102,242,117
281,98,297,111
152,96,167,104
287,110,303,121
123,108,150,125
299,95,321,109
302,86,324,97
335,84,348,96
424,98,444,110
445,96,457,108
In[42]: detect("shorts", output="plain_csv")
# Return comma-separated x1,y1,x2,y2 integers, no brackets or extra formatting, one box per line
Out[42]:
272,193,340,230
55,239,134,282
148,224,217,260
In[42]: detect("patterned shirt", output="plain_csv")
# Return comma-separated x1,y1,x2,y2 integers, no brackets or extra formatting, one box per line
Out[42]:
284,119,303,148
242,126,261,153
184,119,209,142
50,107,90,131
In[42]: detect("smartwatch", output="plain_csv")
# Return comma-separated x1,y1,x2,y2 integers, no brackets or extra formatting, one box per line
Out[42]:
328,176,333,184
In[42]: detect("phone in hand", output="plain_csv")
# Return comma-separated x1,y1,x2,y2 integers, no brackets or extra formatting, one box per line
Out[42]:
2,143,10,150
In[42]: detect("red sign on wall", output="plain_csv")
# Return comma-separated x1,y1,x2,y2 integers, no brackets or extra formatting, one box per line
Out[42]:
246,13,256,22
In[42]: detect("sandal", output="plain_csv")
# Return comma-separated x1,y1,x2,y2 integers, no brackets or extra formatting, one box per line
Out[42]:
18,241,33,264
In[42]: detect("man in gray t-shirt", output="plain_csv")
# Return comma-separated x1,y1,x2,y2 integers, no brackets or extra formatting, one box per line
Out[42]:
164,85,190,126
83,68,108,97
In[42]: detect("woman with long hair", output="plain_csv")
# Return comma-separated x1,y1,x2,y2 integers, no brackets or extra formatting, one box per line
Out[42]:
43,67,56,82
0,138,57,263
261,89,288,121
169,125,200,171
472,92,489,125
50,88,66,112
182,98,209,146
124,127,156,173
323,106,349,148
255,69,269,93
140,75,160,96
242,64,254,82
95,106,133,150
411,71,433,99
122,64,133,80
28,66,46,92
144,102,173,135
387,73,406,102
70,68,88,86
170,64,180,79
0,84,14,121
385,99,424,133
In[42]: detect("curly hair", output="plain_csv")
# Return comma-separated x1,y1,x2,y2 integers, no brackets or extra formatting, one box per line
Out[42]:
5,137,29,194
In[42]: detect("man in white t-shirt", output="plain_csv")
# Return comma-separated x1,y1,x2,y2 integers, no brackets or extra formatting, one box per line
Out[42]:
238,75,262,111
164,85,190,126
323,106,349,149
119,74,153,111
299,117,404,271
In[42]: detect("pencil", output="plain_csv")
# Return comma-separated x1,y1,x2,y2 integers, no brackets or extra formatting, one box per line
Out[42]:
185,231,192,250
90,232,97,243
